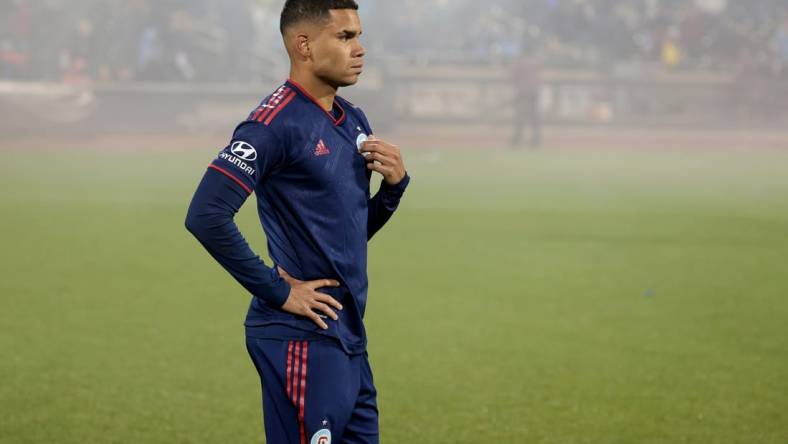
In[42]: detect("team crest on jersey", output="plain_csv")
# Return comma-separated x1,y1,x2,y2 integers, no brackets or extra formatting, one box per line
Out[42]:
310,428,331,444
230,141,257,161
356,133,369,157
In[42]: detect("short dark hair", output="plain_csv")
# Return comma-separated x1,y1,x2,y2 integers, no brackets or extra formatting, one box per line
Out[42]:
280,0,359,34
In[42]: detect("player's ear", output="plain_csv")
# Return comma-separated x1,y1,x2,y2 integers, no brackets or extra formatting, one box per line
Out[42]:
294,32,311,59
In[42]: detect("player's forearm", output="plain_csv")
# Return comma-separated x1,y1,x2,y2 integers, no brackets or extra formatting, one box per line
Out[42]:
185,169,290,307
367,173,410,240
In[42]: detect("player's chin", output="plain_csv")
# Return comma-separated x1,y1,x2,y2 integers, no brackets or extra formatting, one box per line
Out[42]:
337,73,361,87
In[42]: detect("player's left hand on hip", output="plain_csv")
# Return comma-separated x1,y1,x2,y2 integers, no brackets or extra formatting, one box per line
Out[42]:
359,135,407,186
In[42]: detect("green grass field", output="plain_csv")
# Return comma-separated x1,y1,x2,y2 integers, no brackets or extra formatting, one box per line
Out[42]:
1,140,787,443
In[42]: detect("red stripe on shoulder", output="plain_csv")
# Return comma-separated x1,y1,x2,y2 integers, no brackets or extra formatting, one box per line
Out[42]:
249,107,264,122
207,164,253,194
256,86,291,123
264,91,297,126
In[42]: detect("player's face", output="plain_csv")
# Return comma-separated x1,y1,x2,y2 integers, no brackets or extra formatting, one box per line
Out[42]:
311,9,365,88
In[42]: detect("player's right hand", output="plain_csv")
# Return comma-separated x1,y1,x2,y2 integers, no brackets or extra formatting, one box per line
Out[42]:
277,266,343,330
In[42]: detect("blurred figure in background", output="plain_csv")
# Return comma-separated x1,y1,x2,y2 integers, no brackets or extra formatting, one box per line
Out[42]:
661,27,682,69
773,16,788,79
510,43,542,149
0,0,31,79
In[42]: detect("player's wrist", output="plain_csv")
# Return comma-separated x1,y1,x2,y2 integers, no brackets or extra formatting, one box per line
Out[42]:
266,276,292,308
382,172,410,191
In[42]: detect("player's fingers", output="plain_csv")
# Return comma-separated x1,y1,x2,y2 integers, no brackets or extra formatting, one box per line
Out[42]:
365,151,396,166
363,140,400,156
360,140,393,154
307,278,340,290
315,293,343,310
367,161,385,171
365,148,401,168
385,143,402,160
359,141,381,153
367,162,393,175
312,301,338,321
306,310,329,330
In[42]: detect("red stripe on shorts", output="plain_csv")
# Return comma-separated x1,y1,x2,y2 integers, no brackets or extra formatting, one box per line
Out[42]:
286,341,294,399
298,340,309,444
292,341,301,406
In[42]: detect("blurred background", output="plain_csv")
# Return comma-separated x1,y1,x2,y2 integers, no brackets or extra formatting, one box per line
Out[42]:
2,0,787,133
1,1,787,443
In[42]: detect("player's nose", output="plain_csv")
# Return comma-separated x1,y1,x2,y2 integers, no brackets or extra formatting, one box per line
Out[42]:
353,42,366,59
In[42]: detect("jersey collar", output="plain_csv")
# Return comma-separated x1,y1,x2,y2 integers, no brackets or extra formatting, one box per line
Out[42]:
286,79,346,126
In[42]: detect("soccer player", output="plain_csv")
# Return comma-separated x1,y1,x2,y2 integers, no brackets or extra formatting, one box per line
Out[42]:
509,45,543,149
184,1,409,443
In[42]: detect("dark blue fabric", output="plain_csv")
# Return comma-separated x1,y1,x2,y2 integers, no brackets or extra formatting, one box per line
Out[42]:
185,168,292,306
186,79,409,355
245,337,379,444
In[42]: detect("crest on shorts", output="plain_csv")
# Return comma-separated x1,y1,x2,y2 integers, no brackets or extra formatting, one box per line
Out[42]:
311,428,331,444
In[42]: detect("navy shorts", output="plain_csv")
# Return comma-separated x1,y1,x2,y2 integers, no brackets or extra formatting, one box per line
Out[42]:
245,336,379,444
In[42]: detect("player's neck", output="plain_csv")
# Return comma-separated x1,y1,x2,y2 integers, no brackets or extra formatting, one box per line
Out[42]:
288,71,337,112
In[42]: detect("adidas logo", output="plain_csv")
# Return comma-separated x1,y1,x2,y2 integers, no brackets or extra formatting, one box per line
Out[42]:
314,139,331,156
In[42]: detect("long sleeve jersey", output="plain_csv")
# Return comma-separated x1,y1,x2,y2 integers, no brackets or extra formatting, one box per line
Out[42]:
185,79,409,355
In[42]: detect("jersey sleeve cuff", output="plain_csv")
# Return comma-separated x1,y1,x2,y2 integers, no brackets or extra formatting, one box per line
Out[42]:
380,173,410,195
257,269,291,308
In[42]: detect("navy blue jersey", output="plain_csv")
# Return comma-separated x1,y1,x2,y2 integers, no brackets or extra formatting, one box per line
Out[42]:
186,79,409,355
